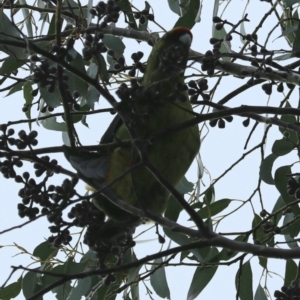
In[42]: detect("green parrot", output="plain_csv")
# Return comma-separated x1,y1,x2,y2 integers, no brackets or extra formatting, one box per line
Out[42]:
65,27,200,223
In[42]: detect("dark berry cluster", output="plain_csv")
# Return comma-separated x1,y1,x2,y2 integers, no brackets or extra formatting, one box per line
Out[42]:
33,60,58,93
129,51,145,76
82,1,120,61
242,117,250,127
17,175,46,220
116,79,144,104
107,50,145,77
116,78,166,119
48,228,72,247
134,9,154,24
49,37,75,63
0,155,23,179
0,126,14,149
257,79,294,96
107,50,126,72
188,79,210,102
211,15,293,99
115,80,154,129
212,16,224,30
0,128,38,150
84,219,136,269
89,0,120,26
66,198,136,274
17,170,77,221
275,281,300,300
209,115,233,129
82,31,107,61
241,36,295,96
201,50,220,77
287,177,300,199
32,57,80,111
263,221,281,235
68,200,105,227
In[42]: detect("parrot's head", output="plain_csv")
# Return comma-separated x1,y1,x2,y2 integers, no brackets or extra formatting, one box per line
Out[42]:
143,27,193,85
156,27,193,73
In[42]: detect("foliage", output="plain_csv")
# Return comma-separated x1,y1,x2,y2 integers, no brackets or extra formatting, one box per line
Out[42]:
2,0,300,300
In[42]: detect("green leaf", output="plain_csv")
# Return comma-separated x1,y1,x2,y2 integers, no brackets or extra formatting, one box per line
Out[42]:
176,176,194,194
87,62,99,79
19,0,33,37
86,86,100,109
282,23,298,38
284,259,297,286
51,278,72,300
40,111,67,131
80,249,98,263
164,194,183,222
187,266,218,300
260,154,276,184
198,199,231,219
274,166,295,205
68,277,92,300
168,0,182,16
0,11,28,58
40,86,61,108
283,212,300,240
66,51,89,97
47,13,57,36
103,34,125,56
0,56,27,75
150,257,170,299
174,0,200,29
212,26,231,60
89,276,107,300
22,269,43,300
254,284,268,300
0,276,22,300
272,138,295,156
23,82,33,121
138,1,150,31
284,0,300,7
5,82,24,97
235,261,253,300
95,54,109,83
33,241,58,262
284,233,299,249
213,0,219,17
123,250,142,300
258,256,267,269
252,214,266,245
203,186,215,204
279,103,298,144
117,0,137,29
271,195,285,225
279,8,299,47
164,228,205,263
273,53,292,61
292,22,300,53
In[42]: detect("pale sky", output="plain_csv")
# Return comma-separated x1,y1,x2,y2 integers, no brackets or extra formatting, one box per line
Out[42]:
0,1,296,299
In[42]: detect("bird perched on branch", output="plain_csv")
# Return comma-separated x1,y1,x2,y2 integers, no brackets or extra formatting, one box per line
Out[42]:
65,27,200,224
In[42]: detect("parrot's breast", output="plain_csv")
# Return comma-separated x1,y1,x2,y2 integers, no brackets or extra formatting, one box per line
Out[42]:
100,87,200,221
